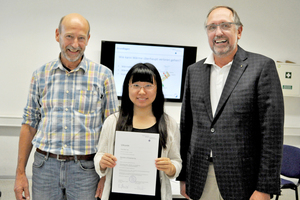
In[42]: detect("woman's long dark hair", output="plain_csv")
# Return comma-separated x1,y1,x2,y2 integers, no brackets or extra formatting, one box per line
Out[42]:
116,63,168,148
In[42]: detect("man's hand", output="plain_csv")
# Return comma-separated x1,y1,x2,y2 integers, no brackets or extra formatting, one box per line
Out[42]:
14,124,36,199
14,172,30,200
95,176,106,198
180,181,190,199
250,190,270,200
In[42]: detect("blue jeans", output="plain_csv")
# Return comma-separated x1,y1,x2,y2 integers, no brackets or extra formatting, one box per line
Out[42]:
32,151,99,200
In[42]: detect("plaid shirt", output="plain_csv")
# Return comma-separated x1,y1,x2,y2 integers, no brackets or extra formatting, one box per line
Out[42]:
22,56,119,155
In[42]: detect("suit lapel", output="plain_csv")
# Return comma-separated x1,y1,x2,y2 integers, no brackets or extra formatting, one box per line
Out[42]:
202,63,214,121
214,47,248,121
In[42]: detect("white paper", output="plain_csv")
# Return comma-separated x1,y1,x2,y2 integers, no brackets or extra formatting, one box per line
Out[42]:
112,131,159,196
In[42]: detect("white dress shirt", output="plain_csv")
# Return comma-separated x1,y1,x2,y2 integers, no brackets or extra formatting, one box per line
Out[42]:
204,53,232,117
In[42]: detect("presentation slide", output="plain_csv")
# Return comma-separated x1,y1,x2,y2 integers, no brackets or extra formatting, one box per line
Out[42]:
114,43,184,99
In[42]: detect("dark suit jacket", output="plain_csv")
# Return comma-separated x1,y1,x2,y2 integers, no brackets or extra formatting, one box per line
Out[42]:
177,46,284,200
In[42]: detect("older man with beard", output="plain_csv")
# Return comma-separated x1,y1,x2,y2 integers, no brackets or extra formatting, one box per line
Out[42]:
14,13,119,200
177,6,284,200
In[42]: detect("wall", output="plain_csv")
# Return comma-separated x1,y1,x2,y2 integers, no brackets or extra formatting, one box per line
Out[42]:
0,0,299,178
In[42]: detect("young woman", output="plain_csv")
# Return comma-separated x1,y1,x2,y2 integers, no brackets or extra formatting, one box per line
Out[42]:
94,63,182,200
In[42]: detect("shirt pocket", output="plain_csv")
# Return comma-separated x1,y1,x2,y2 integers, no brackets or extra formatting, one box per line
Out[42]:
75,90,101,114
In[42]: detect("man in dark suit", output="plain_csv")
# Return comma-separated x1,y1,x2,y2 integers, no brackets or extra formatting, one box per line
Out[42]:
177,6,284,200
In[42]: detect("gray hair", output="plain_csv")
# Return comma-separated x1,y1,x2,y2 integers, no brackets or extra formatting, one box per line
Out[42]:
204,6,243,29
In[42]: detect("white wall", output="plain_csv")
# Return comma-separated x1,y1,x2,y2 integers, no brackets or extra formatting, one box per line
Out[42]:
1,0,300,178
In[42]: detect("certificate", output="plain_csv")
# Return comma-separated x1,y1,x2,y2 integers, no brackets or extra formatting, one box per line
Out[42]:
112,131,159,196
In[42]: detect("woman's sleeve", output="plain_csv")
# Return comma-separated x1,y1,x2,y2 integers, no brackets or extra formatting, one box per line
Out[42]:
94,114,116,176
166,116,182,179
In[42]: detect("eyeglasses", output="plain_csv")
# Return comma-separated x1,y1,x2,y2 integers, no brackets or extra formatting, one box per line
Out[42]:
205,22,237,32
129,84,156,91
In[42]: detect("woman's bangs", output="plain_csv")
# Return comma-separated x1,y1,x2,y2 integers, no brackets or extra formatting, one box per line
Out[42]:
131,68,154,83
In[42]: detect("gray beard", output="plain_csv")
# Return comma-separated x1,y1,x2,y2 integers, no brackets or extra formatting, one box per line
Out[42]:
61,49,82,62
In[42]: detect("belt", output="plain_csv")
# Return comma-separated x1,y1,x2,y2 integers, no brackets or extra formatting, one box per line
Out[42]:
36,148,95,161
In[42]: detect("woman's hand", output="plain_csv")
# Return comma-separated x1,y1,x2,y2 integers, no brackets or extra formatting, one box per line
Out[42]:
100,153,117,171
155,157,176,177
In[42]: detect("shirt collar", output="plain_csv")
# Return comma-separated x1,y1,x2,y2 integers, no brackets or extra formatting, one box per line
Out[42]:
53,54,88,73
204,53,215,65
204,53,233,68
